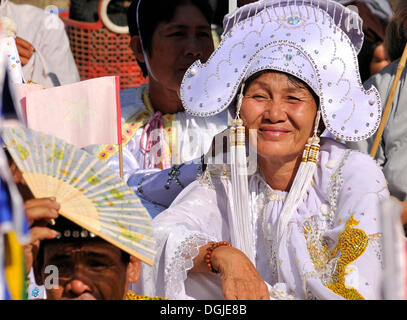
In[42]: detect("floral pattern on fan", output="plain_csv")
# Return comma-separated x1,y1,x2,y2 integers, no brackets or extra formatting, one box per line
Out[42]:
1,126,156,266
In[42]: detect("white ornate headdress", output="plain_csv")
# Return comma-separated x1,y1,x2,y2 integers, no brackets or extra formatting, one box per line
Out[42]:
181,0,381,140
180,0,382,266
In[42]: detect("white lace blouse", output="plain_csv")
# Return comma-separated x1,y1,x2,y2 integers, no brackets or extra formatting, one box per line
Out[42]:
145,138,389,300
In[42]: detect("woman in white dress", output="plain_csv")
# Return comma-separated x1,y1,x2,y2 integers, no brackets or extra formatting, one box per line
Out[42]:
149,0,389,300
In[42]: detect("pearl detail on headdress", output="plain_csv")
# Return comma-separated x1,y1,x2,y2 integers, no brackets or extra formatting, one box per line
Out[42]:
180,0,382,143
190,67,198,76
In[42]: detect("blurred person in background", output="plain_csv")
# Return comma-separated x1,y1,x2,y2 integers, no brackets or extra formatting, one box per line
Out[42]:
1,0,79,87
6,147,160,300
87,0,230,219
84,0,231,298
348,0,407,229
212,0,258,35
335,0,392,81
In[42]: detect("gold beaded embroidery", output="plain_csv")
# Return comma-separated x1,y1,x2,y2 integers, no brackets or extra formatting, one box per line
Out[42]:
308,145,320,163
125,293,167,300
303,220,332,276
326,215,368,300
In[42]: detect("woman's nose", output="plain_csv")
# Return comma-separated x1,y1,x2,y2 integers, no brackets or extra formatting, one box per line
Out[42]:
185,38,204,59
263,101,287,123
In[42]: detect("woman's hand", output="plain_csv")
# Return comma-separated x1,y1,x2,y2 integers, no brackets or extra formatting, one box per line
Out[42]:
191,242,269,299
211,246,269,300
23,197,60,275
400,200,407,226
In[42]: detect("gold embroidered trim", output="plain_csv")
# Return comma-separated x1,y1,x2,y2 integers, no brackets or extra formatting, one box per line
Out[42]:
96,87,153,162
142,86,154,114
304,220,331,276
125,293,167,300
325,215,368,300
96,87,177,165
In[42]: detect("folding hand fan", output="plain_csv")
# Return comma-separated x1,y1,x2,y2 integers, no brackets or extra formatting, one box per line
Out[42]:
1,126,155,265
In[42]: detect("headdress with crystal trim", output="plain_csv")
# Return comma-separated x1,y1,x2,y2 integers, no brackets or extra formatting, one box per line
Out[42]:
179,0,382,270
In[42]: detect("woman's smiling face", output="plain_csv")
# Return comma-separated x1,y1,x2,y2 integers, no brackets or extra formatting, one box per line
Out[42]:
240,71,318,165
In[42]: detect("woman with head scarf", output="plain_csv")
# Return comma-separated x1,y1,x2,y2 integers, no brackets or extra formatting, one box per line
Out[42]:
148,0,389,300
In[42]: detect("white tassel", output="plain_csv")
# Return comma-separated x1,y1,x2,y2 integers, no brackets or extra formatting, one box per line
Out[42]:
275,138,311,242
228,84,256,264
234,121,255,263
229,123,238,243
275,111,321,254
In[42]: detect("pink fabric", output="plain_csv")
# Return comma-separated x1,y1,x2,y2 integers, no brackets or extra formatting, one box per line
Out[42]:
405,242,407,300
14,83,43,122
140,111,169,169
24,76,120,148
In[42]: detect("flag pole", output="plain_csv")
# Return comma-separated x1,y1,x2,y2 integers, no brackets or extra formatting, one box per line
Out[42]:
229,0,237,13
119,143,124,179
115,76,124,179
370,43,407,158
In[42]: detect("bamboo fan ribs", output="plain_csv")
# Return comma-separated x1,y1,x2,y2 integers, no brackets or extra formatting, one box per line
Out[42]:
1,126,155,265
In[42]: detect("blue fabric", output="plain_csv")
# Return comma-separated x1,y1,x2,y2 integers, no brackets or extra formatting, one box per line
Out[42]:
0,179,13,233
127,159,203,218
0,143,29,243
0,178,12,300
0,175,29,240
0,178,14,300
0,68,29,300
4,285,11,300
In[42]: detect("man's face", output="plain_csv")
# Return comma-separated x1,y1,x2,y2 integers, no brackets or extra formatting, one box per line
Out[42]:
38,240,138,300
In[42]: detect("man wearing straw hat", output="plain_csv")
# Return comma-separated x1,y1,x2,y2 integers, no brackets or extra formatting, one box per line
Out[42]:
6,149,161,300
30,215,164,300
30,214,142,300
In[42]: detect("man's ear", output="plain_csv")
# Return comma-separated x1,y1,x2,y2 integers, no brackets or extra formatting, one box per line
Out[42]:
126,256,141,283
9,161,24,185
130,36,145,63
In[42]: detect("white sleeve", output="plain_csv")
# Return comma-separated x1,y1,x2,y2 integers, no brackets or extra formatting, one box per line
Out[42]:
152,178,229,299
30,15,80,87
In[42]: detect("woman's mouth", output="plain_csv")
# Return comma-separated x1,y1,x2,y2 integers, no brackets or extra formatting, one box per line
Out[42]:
258,127,290,139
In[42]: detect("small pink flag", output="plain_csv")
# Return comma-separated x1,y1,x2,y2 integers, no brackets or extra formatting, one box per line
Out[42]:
25,76,122,148
14,82,43,121
405,242,407,300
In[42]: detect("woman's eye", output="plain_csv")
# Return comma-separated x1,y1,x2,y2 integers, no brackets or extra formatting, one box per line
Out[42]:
167,32,185,37
287,96,301,101
197,32,210,38
252,95,268,100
